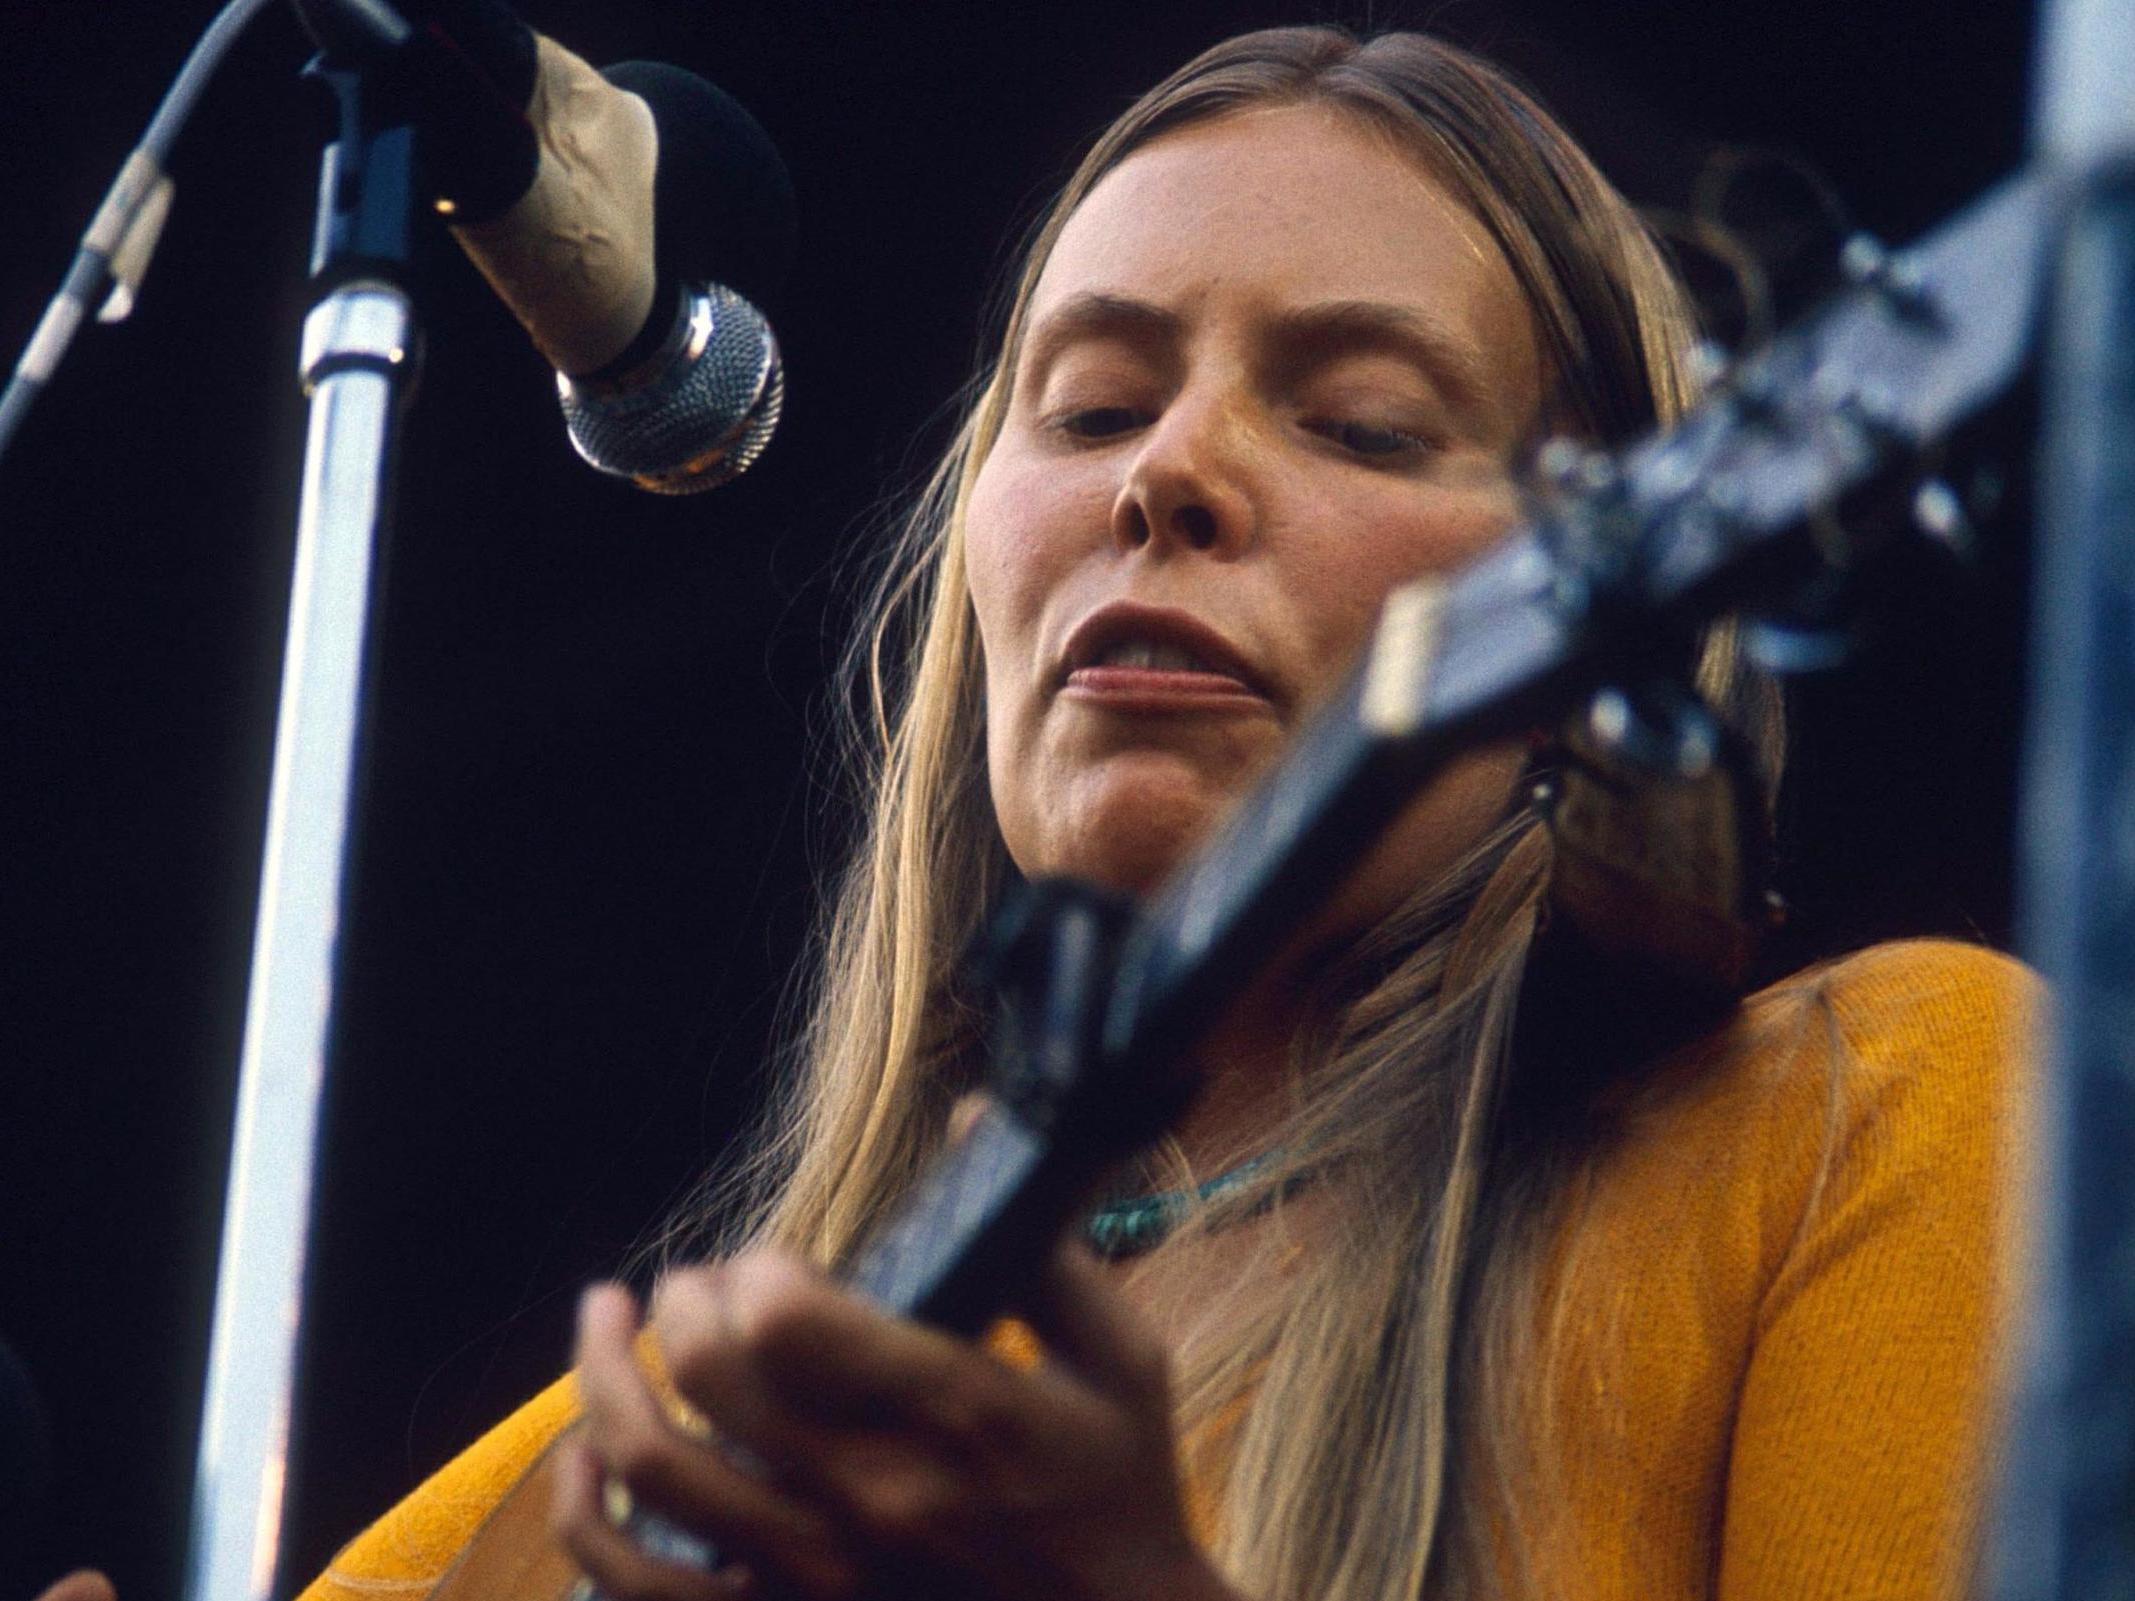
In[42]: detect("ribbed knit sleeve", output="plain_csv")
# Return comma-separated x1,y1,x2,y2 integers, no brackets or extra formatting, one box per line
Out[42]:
296,1373,580,1601
1515,938,2038,1600
1713,940,2038,1600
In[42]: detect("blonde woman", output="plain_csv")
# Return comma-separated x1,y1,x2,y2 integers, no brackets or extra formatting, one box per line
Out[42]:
269,23,2034,1601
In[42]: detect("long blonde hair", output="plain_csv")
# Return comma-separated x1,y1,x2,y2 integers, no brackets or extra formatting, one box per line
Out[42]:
669,26,1783,1600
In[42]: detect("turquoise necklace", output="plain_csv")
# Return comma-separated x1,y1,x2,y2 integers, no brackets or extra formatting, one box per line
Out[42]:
1083,1151,1288,1261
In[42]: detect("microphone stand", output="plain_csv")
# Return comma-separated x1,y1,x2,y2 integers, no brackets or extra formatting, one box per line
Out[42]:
182,51,423,1601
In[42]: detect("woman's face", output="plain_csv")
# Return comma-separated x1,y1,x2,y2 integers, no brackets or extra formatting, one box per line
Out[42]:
965,103,1541,914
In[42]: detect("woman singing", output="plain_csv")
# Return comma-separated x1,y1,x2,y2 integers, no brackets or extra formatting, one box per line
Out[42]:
54,22,2034,1601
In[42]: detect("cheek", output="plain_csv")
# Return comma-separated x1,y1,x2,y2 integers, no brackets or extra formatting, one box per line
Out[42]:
1287,478,1519,668
960,462,1016,656
963,447,1107,874
964,445,1130,759
963,447,1098,673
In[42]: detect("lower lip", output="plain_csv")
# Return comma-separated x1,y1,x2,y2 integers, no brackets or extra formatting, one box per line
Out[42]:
1063,666,1271,710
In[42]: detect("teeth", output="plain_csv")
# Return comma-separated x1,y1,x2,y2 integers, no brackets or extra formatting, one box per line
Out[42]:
1095,640,1211,672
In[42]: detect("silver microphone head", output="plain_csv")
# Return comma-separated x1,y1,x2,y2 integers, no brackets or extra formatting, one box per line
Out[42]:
556,281,784,494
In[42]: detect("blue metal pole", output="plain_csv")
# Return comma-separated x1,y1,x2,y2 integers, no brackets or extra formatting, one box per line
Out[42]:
1997,0,2135,1593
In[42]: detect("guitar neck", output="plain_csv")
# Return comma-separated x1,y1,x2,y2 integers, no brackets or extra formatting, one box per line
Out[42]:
1105,534,1578,1075
1111,170,2051,1080
836,167,2054,1338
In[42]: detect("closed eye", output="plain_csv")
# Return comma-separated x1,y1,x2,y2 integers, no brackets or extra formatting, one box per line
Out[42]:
1053,406,1152,441
1307,418,1437,462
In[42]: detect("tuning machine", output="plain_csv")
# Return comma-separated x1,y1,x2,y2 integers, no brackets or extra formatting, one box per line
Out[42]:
1739,562,1862,675
1533,435,1622,499
1588,680,1720,780
1525,434,1650,621
1838,231,1944,328
1908,461,2004,567
1556,676,1724,785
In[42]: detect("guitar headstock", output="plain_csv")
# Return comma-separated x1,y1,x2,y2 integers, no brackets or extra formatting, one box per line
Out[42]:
1531,172,2047,642
1112,170,2051,1075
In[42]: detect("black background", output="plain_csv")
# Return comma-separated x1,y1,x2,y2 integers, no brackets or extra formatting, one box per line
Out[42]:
0,0,2037,1595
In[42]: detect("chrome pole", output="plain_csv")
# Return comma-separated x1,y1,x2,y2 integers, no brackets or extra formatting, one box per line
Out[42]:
182,278,417,1601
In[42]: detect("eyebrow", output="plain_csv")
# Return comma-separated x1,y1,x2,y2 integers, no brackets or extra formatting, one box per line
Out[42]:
1019,291,1494,417
1269,299,1493,416
1019,292,1182,382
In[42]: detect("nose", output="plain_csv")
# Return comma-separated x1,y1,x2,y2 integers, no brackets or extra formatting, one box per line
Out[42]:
1109,390,1256,557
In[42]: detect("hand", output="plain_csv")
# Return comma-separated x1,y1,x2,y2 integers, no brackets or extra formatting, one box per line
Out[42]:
555,1240,1240,1601
32,1574,114,1601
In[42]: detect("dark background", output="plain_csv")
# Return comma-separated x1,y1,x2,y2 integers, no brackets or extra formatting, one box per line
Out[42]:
0,0,2037,1595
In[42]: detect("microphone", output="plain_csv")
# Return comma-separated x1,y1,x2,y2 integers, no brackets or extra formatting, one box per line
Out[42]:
293,0,796,492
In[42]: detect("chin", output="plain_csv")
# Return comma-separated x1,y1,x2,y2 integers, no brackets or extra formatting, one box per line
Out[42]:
1011,758,1244,897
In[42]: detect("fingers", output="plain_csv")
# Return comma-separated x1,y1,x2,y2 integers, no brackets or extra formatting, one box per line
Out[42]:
550,1440,744,1601
567,1284,858,1599
34,1573,116,1601
652,1259,1045,1560
573,1249,1187,1599
653,1260,1031,1465
1022,1236,1172,1413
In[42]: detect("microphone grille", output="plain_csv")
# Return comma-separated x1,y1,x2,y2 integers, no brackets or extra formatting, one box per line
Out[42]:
558,282,784,495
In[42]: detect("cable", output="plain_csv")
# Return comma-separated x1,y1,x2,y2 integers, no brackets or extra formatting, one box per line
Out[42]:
0,0,282,466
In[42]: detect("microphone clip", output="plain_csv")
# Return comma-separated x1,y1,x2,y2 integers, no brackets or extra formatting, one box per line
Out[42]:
303,57,422,287
296,0,538,241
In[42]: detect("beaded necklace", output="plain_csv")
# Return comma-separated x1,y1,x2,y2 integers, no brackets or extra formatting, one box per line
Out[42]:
1082,1151,1288,1260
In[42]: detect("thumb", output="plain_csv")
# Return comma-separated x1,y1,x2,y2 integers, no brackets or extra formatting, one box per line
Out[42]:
35,1572,115,1601
1021,1234,1171,1411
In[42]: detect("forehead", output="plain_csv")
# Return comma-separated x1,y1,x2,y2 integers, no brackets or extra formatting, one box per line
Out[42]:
1028,102,1538,393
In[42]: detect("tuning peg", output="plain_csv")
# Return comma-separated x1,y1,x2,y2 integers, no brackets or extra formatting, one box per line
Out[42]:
1817,368,1913,453
1911,476,1977,561
1581,681,1721,780
1740,614,1854,675
1527,772,1563,825
1739,562,1861,675
1534,436,1619,498
1838,231,1942,326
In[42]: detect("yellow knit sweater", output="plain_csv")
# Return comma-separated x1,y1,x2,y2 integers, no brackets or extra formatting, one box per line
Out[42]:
298,938,2037,1601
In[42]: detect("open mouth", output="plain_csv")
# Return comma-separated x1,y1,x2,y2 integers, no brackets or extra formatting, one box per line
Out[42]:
1085,639,1225,673
1059,606,1272,704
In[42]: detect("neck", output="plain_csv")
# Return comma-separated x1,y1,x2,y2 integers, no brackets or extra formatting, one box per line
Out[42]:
1165,970,1315,1174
